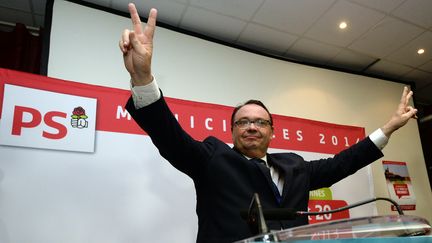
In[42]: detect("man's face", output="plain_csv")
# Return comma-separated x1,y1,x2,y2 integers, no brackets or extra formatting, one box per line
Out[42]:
232,104,274,158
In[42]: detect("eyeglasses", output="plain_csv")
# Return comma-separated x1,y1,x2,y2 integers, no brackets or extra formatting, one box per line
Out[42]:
234,119,272,129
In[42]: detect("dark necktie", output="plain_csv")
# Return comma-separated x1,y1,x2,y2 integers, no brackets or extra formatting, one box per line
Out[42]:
250,158,282,204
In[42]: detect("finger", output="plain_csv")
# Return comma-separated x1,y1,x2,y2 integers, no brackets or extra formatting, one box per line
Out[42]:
405,90,413,107
129,3,143,36
120,29,131,52
399,86,409,105
405,106,418,119
398,87,413,112
119,39,125,53
143,8,157,40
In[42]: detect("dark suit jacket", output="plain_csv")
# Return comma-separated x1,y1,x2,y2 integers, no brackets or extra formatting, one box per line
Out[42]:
126,95,384,243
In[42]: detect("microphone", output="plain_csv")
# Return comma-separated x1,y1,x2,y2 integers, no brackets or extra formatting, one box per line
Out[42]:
241,194,404,236
245,193,269,235
296,197,404,216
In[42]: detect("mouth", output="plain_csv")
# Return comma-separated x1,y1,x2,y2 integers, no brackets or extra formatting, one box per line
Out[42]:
243,135,261,140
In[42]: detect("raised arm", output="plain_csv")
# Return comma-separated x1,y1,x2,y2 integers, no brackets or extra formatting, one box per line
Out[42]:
119,3,157,86
381,86,418,137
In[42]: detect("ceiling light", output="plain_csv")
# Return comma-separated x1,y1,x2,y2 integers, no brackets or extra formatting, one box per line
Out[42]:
417,48,425,55
339,22,347,29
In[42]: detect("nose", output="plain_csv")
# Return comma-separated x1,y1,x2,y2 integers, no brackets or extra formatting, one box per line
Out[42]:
246,122,258,130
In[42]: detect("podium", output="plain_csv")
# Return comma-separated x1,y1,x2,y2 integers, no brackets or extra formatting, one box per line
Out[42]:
234,215,431,243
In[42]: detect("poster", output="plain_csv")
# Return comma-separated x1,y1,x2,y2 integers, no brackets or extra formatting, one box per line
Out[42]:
383,160,416,211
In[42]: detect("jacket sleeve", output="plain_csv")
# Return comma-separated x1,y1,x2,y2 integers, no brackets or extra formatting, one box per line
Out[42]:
125,94,215,179
307,137,384,190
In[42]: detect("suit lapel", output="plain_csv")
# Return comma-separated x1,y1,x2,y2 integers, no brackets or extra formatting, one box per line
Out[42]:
233,146,275,194
254,160,275,190
233,147,286,205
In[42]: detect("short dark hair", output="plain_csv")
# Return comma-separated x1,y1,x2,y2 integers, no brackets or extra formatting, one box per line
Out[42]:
230,100,273,130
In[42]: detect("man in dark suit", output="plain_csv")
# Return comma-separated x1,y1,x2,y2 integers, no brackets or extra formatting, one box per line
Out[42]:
119,4,418,243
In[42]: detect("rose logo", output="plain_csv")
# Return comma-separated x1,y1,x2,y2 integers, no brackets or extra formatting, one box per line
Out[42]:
71,106,88,129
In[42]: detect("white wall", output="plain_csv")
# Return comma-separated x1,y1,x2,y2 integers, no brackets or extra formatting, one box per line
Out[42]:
45,0,430,236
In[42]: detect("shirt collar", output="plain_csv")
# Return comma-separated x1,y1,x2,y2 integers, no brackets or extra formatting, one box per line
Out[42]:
244,154,269,167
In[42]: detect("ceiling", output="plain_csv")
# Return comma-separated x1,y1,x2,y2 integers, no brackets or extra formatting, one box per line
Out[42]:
1,0,431,107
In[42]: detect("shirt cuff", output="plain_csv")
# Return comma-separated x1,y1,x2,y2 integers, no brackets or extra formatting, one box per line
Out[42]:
369,128,389,150
130,78,161,109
